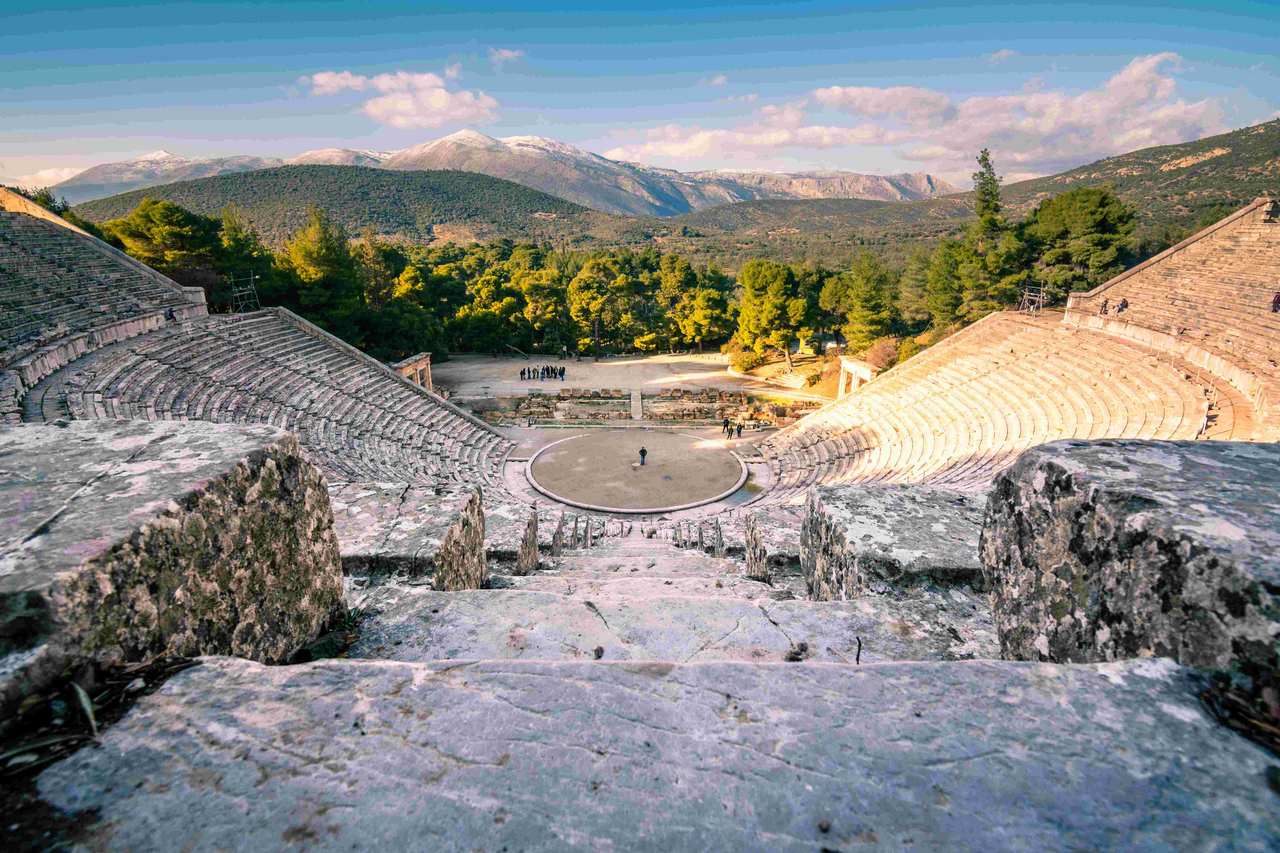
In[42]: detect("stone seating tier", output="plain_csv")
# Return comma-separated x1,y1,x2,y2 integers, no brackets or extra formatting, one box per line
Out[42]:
0,209,205,422
1065,198,1280,435
755,312,1223,506
23,309,516,497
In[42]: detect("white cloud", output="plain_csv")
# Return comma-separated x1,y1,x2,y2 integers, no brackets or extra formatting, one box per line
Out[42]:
488,48,524,69
701,74,729,87
986,49,1018,65
443,63,462,80
606,101,901,162
6,166,85,188
726,92,759,104
812,85,953,125
305,68,498,129
607,53,1226,179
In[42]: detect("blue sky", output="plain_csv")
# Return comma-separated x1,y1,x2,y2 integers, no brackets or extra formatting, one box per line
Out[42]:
3,0,1278,185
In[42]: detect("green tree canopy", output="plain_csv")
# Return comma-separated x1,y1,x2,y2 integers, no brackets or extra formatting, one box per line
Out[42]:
104,197,221,288
1024,186,1136,301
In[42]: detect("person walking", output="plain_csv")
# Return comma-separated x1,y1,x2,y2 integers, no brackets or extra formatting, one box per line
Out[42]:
735,422,743,439
639,446,648,466
722,417,731,436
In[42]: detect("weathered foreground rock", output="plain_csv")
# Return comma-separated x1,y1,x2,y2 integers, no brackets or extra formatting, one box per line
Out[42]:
348,586,994,662
515,509,539,575
803,485,985,600
742,513,770,582
0,421,342,721
328,483,486,589
39,656,1279,850
982,440,1280,709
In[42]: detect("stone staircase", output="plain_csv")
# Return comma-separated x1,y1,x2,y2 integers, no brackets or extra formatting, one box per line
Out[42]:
350,534,995,665
36,524,1277,848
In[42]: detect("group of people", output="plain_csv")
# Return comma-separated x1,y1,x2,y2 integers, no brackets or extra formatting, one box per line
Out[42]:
521,364,566,381
721,417,744,439
1099,297,1129,316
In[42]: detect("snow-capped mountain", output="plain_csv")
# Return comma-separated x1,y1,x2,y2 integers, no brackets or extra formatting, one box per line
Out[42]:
52,151,284,205
286,148,393,167
50,133,958,215
382,130,957,216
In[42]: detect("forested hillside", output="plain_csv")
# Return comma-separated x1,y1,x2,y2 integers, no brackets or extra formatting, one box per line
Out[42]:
655,118,1280,264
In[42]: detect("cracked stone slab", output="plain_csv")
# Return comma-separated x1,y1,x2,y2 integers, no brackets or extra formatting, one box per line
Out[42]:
328,482,486,589
347,586,994,663
37,656,1280,850
498,568,812,601
803,485,985,600
981,440,1280,710
543,548,743,577
491,573,796,602
721,508,803,565
0,420,342,722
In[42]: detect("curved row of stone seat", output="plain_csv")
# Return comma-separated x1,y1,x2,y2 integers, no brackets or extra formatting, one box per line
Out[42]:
29,309,515,493
755,312,1213,504
0,211,199,363
0,207,205,423
1065,197,1280,435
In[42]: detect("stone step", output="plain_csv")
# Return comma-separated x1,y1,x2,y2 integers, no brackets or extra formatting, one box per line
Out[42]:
491,572,802,602
347,587,995,663
37,656,1279,850
551,551,740,576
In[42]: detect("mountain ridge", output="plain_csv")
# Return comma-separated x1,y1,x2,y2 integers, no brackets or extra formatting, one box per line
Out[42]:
70,119,1280,270
48,128,957,214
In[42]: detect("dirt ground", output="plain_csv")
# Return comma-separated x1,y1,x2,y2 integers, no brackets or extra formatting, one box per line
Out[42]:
433,352,829,401
527,429,746,511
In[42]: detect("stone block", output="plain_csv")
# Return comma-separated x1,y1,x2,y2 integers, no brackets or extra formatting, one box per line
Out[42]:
35,657,1280,849
981,440,1279,713
328,483,486,590
515,509,539,575
743,513,770,582
0,420,342,721
803,485,984,600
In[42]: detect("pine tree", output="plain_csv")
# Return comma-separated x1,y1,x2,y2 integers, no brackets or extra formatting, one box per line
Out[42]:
736,259,804,369
1025,186,1135,301
280,206,361,337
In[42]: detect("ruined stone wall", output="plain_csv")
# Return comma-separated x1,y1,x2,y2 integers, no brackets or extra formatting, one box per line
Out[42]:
1,421,343,721
479,390,630,424
981,439,1279,714
390,352,433,391
329,483,487,590
802,485,985,600
642,388,751,423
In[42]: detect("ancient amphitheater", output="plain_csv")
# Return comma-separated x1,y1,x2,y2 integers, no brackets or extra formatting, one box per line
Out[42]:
3,186,1278,848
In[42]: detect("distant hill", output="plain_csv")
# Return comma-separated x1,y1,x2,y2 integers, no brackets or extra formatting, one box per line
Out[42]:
73,165,608,245
654,118,1280,264
1000,118,1280,221
688,170,958,203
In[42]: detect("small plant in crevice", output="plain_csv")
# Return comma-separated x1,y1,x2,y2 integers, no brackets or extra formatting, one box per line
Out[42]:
291,605,367,663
